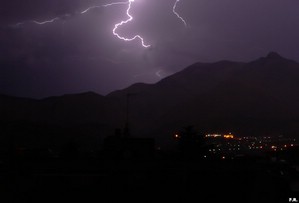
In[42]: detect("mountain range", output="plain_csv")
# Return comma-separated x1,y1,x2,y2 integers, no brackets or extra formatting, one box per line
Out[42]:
1,52,299,149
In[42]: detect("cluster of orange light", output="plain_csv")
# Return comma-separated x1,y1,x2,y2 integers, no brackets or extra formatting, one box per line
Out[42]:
223,134,234,139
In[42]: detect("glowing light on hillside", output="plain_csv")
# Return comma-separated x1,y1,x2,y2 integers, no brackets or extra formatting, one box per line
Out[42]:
224,134,234,139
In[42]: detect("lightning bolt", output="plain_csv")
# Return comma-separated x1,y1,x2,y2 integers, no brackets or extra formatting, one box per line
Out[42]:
155,70,163,78
173,0,187,27
31,17,60,25
13,16,65,28
81,6,102,14
81,2,127,14
13,0,189,48
13,2,128,26
81,0,151,47
13,0,150,48
112,0,150,48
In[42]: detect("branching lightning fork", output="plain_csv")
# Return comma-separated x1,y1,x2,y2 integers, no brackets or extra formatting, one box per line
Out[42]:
112,0,150,48
83,0,150,47
13,0,187,48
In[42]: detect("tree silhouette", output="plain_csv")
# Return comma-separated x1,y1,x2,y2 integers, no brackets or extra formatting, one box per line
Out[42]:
177,125,205,160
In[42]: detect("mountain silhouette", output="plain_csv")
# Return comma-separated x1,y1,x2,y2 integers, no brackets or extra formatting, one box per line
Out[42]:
1,52,299,148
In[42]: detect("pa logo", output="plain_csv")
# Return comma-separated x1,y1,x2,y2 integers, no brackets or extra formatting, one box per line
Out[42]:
289,198,298,202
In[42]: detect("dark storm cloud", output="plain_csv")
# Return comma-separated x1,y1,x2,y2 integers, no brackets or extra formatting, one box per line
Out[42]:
1,0,299,98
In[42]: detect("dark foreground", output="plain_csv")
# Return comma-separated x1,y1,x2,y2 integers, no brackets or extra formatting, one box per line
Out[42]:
1,157,298,203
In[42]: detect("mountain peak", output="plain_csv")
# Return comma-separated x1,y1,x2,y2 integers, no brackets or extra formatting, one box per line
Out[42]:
266,52,283,59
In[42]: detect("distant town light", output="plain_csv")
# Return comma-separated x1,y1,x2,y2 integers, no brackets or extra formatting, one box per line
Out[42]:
174,134,180,139
205,134,221,138
203,133,297,157
224,134,234,139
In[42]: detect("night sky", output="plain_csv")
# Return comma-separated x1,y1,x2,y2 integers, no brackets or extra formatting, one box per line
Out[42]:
1,0,299,98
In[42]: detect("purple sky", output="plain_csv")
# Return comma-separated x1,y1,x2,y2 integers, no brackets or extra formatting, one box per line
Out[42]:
1,0,299,98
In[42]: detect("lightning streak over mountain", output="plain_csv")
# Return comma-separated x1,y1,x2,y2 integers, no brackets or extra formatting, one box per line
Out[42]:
173,0,187,27
12,0,188,48
112,0,150,48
